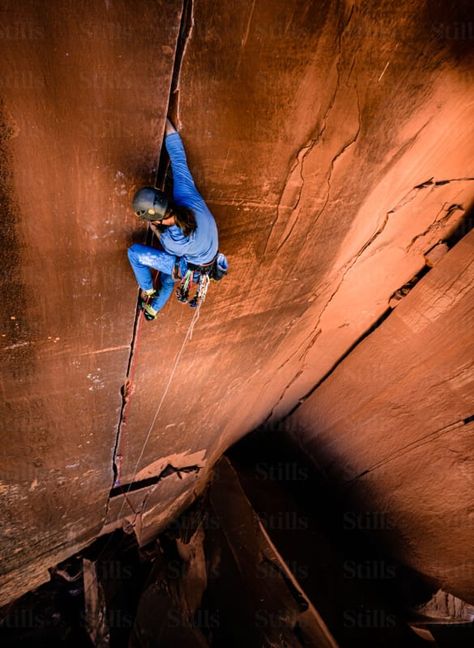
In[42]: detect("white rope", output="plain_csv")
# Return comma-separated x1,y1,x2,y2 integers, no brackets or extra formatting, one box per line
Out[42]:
188,275,210,339
114,302,203,523
132,305,201,472
188,306,200,340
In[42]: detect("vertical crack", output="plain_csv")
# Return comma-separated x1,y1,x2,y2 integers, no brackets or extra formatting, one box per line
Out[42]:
168,0,194,129
104,0,195,527
155,0,194,184
111,318,142,488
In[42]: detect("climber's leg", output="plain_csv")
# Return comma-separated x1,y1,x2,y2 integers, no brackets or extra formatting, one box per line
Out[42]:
127,244,177,317
148,273,175,313
127,243,176,291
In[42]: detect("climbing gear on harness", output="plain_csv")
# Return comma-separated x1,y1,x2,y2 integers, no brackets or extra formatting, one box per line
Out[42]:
176,268,194,303
175,253,228,308
189,275,210,308
176,269,211,308
132,187,169,221
176,258,214,306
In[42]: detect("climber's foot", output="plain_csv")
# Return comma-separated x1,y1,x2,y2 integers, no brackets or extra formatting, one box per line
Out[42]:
140,301,158,321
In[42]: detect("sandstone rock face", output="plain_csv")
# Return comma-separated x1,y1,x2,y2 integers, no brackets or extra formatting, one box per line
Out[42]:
0,0,183,604
287,230,474,603
1,0,473,605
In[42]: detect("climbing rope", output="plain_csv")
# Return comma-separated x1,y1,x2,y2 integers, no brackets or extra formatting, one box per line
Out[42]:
83,267,214,603
112,297,205,528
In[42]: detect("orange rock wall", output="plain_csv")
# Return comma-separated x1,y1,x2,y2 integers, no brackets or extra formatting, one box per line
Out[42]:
1,0,473,605
287,230,474,603
0,0,183,604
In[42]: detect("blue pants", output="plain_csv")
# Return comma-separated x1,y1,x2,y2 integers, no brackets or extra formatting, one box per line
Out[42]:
127,244,187,313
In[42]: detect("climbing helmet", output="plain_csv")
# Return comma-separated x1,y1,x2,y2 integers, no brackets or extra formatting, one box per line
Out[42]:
132,186,169,221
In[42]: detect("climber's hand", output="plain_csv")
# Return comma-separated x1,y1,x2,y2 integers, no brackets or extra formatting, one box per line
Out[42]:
149,222,160,237
165,118,177,135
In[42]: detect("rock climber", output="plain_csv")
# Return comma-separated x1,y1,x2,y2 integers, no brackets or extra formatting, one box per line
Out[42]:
127,118,226,320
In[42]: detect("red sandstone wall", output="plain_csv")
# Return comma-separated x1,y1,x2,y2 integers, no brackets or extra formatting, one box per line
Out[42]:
287,230,474,603
0,0,183,603
1,0,473,605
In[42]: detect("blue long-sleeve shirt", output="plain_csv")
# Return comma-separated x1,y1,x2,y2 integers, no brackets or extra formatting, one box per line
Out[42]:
160,132,218,265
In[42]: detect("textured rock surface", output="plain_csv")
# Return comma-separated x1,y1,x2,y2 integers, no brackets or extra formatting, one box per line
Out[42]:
287,230,474,603
1,0,473,606
0,0,183,604
118,0,474,471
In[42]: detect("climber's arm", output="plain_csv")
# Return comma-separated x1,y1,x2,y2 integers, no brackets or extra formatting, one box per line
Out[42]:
164,120,203,206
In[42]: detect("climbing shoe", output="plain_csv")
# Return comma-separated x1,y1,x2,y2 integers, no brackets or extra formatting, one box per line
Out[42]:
141,302,158,321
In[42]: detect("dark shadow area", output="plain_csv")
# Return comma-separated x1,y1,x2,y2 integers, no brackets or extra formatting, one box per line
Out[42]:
445,200,474,248
2,441,473,647
227,422,474,647
423,0,474,63
0,531,150,648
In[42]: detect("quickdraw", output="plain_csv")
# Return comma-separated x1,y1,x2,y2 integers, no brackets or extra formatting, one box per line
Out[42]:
176,266,211,308
176,268,195,303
